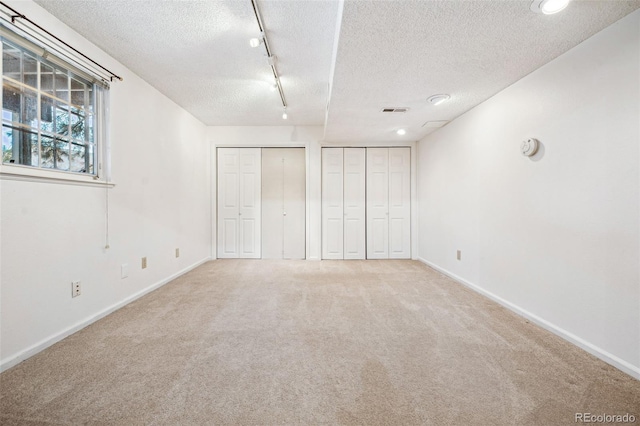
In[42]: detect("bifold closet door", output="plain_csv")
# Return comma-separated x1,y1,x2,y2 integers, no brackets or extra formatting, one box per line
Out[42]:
321,148,344,259
321,148,365,259
366,148,389,259
262,148,306,259
217,147,261,258
388,147,411,258
366,147,410,259
283,148,306,259
343,148,366,259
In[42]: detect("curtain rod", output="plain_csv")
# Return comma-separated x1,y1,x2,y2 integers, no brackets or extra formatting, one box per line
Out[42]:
0,1,122,82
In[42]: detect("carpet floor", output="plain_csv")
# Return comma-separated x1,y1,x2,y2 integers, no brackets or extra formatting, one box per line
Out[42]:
0,260,638,425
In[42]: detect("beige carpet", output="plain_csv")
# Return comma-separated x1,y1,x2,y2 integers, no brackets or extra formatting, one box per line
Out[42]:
0,260,638,425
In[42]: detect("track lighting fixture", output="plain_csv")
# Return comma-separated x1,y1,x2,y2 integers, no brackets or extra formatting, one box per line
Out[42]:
250,0,287,120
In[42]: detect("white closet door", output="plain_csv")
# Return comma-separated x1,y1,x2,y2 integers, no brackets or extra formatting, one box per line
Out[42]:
322,148,344,259
367,148,389,259
238,148,261,258
217,148,261,259
262,148,305,259
261,149,284,259
343,148,366,259
388,147,411,259
217,148,240,258
283,148,306,259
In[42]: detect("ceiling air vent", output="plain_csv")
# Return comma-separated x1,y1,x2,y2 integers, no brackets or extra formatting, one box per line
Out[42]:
422,120,449,128
381,107,409,113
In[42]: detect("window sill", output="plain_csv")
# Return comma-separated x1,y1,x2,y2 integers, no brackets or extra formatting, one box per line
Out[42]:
0,164,115,188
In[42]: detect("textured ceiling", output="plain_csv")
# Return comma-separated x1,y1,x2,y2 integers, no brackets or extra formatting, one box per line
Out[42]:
324,0,640,143
33,0,339,126
34,0,640,141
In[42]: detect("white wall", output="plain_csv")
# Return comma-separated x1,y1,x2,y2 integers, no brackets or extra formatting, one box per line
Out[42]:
0,1,211,370
208,127,418,261
417,10,640,378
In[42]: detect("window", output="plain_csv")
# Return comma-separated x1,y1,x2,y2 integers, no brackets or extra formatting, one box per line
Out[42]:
1,37,97,175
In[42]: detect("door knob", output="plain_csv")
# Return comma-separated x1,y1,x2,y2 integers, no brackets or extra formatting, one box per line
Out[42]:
283,212,287,216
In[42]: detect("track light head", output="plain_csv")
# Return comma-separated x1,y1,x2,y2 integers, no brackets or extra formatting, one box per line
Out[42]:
249,33,264,48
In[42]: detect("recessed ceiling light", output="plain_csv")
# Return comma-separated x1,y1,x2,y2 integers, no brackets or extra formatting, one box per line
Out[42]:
428,94,450,106
282,108,288,120
530,0,571,15
397,129,406,136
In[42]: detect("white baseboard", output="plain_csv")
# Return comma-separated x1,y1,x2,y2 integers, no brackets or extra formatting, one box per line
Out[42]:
416,257,640,380
0,257,212,373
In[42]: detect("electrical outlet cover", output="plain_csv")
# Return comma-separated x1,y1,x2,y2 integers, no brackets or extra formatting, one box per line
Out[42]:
121,264,129,279
72,281,81,297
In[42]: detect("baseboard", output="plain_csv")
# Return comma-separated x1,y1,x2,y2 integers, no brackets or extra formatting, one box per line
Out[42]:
0,257,212,373
416,257,640,380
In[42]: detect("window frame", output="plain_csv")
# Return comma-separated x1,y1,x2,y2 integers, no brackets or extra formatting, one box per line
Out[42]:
0,25,111,186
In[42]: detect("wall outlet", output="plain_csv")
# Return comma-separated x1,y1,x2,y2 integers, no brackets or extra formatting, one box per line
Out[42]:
141,257,147,269
121,264,129,279
72,281,81,298
175,248,180,258
456,250,461,261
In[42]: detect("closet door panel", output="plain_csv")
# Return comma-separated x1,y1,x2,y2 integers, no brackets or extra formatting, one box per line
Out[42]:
221,218,238,256
262,148,306,259
344,219,359,255
366,148,389,259
217,148,239,258
388,147,411,259
322,148,344,259
370,218,388,255
261,149,285,259
343,148,365,259
283,148,306,259
238,148,262,258
241,219,257,256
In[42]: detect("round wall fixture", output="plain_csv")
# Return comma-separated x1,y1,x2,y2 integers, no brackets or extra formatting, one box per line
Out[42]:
521,138,539,157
